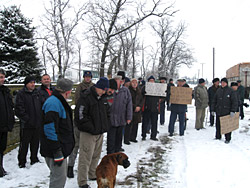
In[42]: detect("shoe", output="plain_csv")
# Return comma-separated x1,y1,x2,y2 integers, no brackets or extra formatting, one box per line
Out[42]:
146,131,150,134
130,139,138,143
18,164,26,168
79,184,91,188
124,141,130,145
118,148,125,152
169,133,173,137
150,138,158,141
67,166,74,178
209,125,213,127
31,160,40,165
196,128,200,131
215,137,221,140
89,177,97,181
225,140,230,144
142,137,146,141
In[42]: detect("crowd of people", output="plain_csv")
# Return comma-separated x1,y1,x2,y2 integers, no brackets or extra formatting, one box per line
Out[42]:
0,68,246,188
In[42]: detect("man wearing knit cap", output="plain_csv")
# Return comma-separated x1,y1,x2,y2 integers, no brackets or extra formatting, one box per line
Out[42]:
211,77,238,143
67,71,94,178
194,78,209,130
207,78,220,126
141,75,160,141
124,77,131,88
15,76,42,168
237,80,245,119
0,69,15,177
107,73,132,154
75,77,110,188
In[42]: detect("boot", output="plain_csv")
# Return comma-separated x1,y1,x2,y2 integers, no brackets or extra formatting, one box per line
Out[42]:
67,166,74,178
0,154,6,177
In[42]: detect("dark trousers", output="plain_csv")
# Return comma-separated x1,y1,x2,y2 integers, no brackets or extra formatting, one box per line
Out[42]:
209,105,214,126
130,122,139,141
107,126,124,154
240,103,244,119
142,111,158,139
160,102,165,125
124,123,132,143
18,128,40,165
215,115,231,141
0,132,7,156
168,111,185,135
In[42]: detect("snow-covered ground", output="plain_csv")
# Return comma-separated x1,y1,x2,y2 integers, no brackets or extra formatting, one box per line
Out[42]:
1,100,250,188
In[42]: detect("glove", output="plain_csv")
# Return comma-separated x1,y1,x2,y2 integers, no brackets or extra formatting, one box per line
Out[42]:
53,148,64,166
230,112,235,118
211,112,215,116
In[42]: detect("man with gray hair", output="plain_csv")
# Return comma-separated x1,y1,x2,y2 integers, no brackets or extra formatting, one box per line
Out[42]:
0,69,15,177
40,78,74,188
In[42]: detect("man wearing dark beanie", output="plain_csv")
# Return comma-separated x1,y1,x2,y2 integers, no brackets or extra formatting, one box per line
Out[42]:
15,76,42,168
194,78,208,130
211,77,238,143
75,77,110,188
207,78,220,126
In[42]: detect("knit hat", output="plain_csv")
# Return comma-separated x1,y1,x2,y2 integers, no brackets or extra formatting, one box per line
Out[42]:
237,80,241,83
199,78,205,84
124,77,130,83
56,78,73,92
169,78,173,82
131,78,137,83
117,71,126,80
24,76,36,85
83,71,92,78
109,78,117,90
221,77,228,84
0,69,6,75
95,77,109,90
231,82,238,87
212,78,220,83
159,76,167,81
147,75,155,82
177,78,184,82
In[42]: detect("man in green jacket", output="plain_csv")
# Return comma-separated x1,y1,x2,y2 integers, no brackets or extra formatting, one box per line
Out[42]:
194,78,209,130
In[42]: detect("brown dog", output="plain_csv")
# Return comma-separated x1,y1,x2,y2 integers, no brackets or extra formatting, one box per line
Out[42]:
96,152,130,188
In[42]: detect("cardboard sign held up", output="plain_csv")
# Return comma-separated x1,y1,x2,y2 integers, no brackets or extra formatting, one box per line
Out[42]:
145,82,167,97
220,112,240,135
169,86,193,105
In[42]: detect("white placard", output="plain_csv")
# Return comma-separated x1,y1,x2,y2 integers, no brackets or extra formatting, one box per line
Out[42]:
145,82,167,97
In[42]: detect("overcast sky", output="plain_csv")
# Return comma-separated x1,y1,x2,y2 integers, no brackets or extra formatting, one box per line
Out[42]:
1,0,250,81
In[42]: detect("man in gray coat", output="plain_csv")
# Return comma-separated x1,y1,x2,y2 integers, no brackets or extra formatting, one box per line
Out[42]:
107,71,133,154
194,78,209,130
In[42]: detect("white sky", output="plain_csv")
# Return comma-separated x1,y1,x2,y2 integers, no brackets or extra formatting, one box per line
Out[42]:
1,0,250,81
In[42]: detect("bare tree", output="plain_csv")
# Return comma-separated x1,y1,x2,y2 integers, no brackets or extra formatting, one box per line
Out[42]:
40,0,88,78
86,0,177,77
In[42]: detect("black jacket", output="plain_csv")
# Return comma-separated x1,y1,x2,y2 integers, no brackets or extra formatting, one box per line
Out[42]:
75,86,110,135
129,86,144,124
166,83,175,104
15,87,42,129
211,86,238,116
0,85,15,132
207,85,219,106
141,85,160,113
40,90,74,158
38,84,55,104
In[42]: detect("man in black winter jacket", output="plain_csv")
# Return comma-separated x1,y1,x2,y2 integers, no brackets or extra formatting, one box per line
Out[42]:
15,76,42,168
38,74,54,104
0,69,15,177
207,78,220,126
211,78,238,143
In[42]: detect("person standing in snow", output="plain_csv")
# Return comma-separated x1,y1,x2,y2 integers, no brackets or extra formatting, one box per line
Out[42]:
40,78,74,188
194,78,209,130
38,74,55,104
207,78,220,127
15,76,42,168
0,69,15,177
166,78,175,111
237,80,245,120
67,71,94,178
211,78,238,143
159,77,167,125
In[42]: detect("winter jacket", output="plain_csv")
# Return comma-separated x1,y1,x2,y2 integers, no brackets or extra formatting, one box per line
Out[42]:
207,85,219,106
75,86,110,134
234,90,240,112
0,85,15,132
194,84,209,109
129,85,143,124
15,87,42,129
166,83,175,105
40,90,74,158
37,84,55,104
141,85,160,113
74,80,94,104
237,85,245,102
211,85,238,116
110,86,133,127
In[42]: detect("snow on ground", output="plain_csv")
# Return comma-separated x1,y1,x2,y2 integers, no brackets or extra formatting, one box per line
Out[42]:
1,100,250,188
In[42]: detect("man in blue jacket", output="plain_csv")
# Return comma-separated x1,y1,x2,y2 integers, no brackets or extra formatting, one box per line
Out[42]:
40,78,74,188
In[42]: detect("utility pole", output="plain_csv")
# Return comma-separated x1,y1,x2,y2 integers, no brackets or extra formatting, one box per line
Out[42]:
201,63,205,78
213,47,215,79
